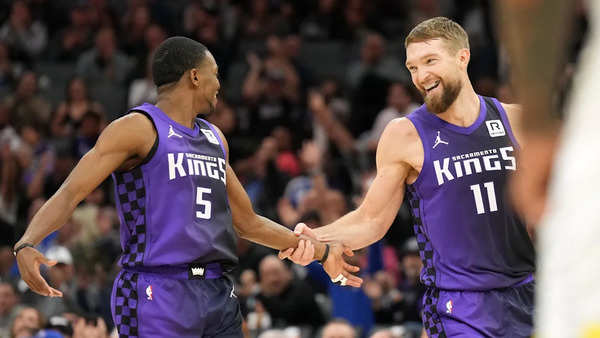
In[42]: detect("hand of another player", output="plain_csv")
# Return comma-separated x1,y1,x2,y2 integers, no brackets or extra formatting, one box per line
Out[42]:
322,242,363,287
278,223,318,265
278,223,363,287
15,246,63,297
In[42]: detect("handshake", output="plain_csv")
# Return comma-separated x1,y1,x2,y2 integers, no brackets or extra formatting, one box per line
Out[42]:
278,223,363,288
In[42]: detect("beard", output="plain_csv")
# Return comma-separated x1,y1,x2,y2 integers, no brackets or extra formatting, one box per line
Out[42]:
421,78,462,115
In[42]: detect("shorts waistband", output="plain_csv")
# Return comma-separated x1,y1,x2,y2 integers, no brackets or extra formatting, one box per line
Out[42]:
122,263,224,280
513,273,535,287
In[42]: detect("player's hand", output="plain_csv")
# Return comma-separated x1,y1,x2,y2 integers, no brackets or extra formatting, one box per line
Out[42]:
279,224,363,287
322,242,363,287
278,223,317,265
15,246,63,297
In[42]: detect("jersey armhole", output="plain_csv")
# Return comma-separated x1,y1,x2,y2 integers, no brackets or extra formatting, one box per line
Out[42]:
405,115,430,190
117,110,159,172
487,97,521,150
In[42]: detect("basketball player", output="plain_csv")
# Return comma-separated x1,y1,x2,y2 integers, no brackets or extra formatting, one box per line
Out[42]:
12,37,362,337
280,17,536,337
498,0,600,336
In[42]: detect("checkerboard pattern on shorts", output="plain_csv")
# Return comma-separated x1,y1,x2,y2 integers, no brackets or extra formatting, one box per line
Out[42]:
114,168,147,267
422,288,447,338
406,186,436,287
114,271,139,337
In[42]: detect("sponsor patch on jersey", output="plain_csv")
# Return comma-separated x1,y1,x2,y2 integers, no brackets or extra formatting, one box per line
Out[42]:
485,120,506,137
201,129,220,145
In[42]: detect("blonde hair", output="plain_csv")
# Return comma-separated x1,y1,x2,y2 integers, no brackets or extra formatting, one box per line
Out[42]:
405,17,469,53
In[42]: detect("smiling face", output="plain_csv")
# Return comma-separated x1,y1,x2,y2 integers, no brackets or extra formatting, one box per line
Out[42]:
404,17,470,114
405,38,467,114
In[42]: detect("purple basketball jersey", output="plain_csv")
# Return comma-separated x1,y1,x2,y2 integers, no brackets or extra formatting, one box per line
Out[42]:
406,96,535,291
112,103,238,269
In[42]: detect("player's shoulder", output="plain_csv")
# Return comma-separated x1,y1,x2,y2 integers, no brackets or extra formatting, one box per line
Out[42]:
377,117,421,161
381,117,420,142
97,112,156,150
113,111,156,135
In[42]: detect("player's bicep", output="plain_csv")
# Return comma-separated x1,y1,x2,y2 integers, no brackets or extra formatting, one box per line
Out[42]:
357,120,411,231
225,165,258,237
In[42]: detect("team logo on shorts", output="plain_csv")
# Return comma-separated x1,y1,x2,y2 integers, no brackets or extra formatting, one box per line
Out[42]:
445,300,453,314
486,120,506,137
146,285,153,301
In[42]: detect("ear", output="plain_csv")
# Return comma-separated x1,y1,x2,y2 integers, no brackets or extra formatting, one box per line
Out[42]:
457,48,470,69
189,68,200,87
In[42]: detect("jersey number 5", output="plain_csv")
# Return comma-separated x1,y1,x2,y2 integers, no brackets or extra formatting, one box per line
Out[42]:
196,187,212,219
469,182,498,215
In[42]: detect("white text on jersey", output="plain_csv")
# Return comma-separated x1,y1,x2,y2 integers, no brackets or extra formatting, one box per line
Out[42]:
168,152,226,184
433,146,516,185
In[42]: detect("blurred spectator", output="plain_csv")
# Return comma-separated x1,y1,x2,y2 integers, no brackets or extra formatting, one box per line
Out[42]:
0,137,21,246
300,0,343,41
0,282,24,337
359,82,418,152
337,0,370,41
18,121,54,202
49,4,93,62
71,110,102,159
121,5,152,57
129,23,166,81
72,316,109,338
346,32,406,87
3,71,52,129
10,306,44,338
241,0,274,39
390,238,426,325
86,0,119,31
76,27,133,120
321,319,357,338
242,35,302,140
0,1,48,64
0,41,21,96
255,255,325,328
51,76,104,139
128,53,157,107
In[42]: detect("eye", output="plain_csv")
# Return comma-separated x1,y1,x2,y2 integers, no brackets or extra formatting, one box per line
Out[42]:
426,58,437,65
408,66,417,73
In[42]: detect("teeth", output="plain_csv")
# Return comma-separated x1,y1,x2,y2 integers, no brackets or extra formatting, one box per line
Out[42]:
425,81,440,92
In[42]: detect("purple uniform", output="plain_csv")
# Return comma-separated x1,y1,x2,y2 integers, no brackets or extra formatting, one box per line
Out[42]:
406,96,535,337
110,103,242,337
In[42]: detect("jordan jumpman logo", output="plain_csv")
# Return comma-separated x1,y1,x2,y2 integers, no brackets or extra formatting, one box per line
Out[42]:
433,131,449,149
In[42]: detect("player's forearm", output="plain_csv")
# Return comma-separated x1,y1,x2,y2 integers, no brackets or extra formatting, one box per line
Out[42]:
239,215,326,260
314,209,386,250
15,187,81,247
495,0,572,133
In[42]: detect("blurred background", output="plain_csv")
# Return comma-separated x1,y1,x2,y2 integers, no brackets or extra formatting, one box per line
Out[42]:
0,0,588,337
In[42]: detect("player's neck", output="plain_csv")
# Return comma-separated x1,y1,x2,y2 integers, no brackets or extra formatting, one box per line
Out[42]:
155,90,196,129
436,83,480,127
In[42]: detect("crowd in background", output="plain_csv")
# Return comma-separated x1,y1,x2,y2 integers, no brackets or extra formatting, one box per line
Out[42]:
0,0,588,337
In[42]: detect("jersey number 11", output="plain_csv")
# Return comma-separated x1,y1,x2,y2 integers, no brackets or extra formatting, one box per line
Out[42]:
469,182,498,214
